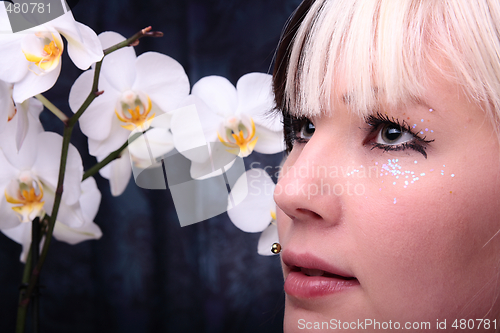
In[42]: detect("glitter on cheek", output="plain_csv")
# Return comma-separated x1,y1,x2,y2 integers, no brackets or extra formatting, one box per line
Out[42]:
379,159,424,189
377,159,455,193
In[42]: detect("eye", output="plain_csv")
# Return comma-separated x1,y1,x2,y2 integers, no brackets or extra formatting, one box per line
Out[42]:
365,113,434,158
299,119,315,141
377,123,414,145
283,115,315,151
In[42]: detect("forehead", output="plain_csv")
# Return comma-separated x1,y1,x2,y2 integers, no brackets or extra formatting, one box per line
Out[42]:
281,0,500,126
284,0,430,119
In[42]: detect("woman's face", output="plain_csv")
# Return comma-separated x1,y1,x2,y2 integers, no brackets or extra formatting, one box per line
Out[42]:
274,70,500,331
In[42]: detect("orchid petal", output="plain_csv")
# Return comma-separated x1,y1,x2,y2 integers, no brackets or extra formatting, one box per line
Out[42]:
253,126,285,154
190,158,236,181
97,30,127,49
0,80,11,127
98,157,111,179
128,127,174,163
80,177,101,221
0,150,19,187
12,104,29,152
0,6,13,32
99,149,131,196
51,12,103,69
98,31,136,91
235,73,280,130
0,196,22,229
1,109,43,169
227,168,275,232
87,116,129,156
192,76,237,118
170,103,211,164
69,69,119,141
133,52,189,112
12,61,61,103
26,95,44,118
257,223,279,256
53,219,102,245
42,187,85,228
0,36,29,83
53,177,103,242
14,97,43,151
1,222,31,262
33,132,83,205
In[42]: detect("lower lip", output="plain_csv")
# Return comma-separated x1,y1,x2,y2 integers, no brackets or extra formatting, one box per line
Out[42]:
284,271,359,298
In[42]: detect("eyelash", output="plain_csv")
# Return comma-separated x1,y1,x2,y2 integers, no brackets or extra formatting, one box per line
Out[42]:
283,113,310,152
365,112,434,158
282,111,434,157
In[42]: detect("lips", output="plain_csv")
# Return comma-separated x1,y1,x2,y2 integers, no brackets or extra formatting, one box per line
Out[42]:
282,251,359,298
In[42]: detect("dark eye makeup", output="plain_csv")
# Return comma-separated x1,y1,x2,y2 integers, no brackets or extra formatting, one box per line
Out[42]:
364,112,434,158
282,111,434,158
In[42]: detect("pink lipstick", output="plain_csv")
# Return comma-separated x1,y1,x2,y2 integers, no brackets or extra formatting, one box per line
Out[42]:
282,252,359,298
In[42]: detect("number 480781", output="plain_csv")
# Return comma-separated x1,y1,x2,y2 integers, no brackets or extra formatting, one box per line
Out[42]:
5,2,51,14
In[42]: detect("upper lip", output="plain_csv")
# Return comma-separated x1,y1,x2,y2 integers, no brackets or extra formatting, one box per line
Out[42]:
281,250,356,279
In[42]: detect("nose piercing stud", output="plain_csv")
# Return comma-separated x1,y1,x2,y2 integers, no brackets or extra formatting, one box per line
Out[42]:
271,242,282,254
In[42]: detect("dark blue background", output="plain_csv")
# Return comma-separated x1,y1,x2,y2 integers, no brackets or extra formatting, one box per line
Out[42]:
0,1,301,332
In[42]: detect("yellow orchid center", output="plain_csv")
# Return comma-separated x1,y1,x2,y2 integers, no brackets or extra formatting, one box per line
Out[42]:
4,176,45,223
115,90,154,131
217,117,258,157
23,32,63,74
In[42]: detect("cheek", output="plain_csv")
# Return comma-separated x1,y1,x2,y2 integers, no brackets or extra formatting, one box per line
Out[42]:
351,157,500,319
276,207,290,241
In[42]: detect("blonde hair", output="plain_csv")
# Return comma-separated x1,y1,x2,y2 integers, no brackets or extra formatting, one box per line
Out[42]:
275,0,500,121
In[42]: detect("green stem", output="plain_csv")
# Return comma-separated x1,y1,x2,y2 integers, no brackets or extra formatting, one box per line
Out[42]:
31,217,40,333
15,27,164,328
15,248,32,333
35,94,69,124
82,131,143,181
103,26,163,56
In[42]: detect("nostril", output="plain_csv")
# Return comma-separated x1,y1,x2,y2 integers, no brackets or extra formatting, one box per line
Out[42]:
296,208,321,219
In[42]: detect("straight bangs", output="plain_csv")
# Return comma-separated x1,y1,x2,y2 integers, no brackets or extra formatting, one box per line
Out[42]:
283,0,500,122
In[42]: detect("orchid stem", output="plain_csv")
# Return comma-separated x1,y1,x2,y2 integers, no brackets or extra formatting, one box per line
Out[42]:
15,27,164,331
15,247,32,333
35,94,69,124
103,26,163,56
31,217,40,333
82,131,143,181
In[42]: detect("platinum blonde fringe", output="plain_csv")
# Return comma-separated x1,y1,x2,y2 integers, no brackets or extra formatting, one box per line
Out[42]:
284,0,500,124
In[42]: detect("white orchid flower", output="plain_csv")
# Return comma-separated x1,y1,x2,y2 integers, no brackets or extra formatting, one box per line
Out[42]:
96,126,175,196
0,80,44,151
0,111,84,230
69,31,188,195
0,8,103,103
170,73,284,180
2,177,103,263
227,168,279,256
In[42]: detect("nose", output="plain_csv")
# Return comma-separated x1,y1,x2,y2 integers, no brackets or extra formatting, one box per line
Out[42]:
274,137,344,225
